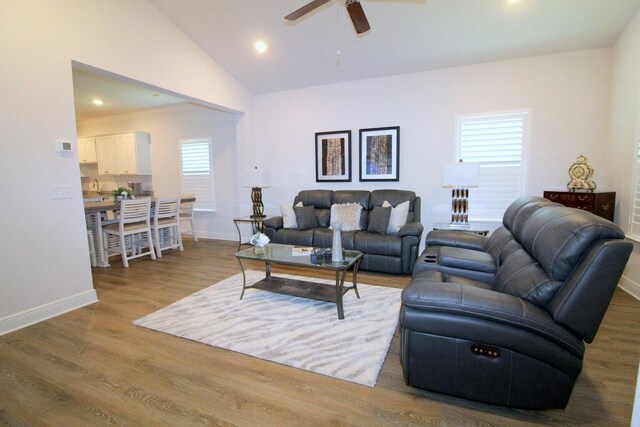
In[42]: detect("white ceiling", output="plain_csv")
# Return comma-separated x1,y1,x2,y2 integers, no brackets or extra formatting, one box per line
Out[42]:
73,0,640,120
149,0,640,95
72,69,188,121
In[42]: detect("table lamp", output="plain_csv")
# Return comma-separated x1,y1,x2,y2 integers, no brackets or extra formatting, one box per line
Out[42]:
442,161,480,228
241,167,270,219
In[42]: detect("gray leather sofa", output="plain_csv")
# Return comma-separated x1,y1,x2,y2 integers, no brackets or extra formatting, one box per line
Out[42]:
399,196,632,409
263,189,423,274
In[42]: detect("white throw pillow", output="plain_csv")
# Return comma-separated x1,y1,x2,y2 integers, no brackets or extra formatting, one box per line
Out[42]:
281,201,303,229
329,203,363,232
382,200,410,234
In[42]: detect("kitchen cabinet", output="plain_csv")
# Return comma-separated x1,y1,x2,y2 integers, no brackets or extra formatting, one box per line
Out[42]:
543,191,615,221
77,137,97,163
95,131,152,175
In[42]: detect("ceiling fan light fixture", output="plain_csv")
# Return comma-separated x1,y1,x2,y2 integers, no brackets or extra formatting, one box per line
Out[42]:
345,0,370,34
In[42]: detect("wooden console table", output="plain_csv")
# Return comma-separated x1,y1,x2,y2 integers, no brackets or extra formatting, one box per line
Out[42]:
543,191,615,221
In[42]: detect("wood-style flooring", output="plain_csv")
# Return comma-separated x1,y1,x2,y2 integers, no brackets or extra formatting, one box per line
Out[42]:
1,238,639,426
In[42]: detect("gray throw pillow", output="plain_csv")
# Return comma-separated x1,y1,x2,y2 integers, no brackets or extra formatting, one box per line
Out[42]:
367,206,392,234
294,205,318,230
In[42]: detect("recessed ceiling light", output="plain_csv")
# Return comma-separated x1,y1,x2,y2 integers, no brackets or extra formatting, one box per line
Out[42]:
254,40,268,54
92,99,104,106
506,0,521,4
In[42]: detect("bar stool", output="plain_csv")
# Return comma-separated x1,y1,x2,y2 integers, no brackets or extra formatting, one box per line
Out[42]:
102,198,156,267
152,197,184,257
179,198,198,242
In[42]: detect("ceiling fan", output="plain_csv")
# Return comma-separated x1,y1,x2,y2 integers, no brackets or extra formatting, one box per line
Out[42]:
285,0,371,35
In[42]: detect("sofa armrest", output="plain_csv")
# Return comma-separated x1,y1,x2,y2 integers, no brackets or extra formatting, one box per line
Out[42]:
398,221,423,237
401,278,584,357
263,216,283,229
425,229,486,250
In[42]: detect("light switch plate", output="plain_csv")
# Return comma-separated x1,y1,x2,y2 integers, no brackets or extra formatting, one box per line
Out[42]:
52,185,73,199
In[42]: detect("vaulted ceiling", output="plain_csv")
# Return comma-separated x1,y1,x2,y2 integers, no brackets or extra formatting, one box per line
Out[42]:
73,0,640,120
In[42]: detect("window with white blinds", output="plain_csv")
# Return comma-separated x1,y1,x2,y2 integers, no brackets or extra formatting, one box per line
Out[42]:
456,111,529,221
180,138,215,212
629,131,640,238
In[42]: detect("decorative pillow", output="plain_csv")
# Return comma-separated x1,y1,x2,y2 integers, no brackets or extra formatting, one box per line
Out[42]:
281,201,303,229
367,206,392,234
329,203,363,232
294,205,318,230
382,200,410,234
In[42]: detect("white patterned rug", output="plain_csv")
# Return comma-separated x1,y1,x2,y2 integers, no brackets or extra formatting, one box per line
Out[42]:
133,270,402,387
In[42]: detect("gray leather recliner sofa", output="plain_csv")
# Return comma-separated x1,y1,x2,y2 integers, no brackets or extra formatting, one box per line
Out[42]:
399,196,633,409
263,189,423,274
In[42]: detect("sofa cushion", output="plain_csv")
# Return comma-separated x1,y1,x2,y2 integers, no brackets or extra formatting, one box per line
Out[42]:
354,232,402,256
370,190,417,222
294,190,333,209
383,200,409,234
520,206,626,281
294,206,318,230
280,201,303,229
329,203,363,231
272,228,315,247
333,190,371,229
438,247,496,273
312,228,357,250
492,248,563,309
367,206,391,234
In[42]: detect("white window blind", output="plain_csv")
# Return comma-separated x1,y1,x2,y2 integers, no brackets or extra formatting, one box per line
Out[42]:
456,111,528,221
629,130,640,238
180,138,215,212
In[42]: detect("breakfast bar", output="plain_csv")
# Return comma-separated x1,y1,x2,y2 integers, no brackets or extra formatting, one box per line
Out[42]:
84,196,195,267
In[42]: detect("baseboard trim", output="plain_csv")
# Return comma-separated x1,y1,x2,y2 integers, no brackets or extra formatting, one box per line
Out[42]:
0,290,98,336
619,275,640,302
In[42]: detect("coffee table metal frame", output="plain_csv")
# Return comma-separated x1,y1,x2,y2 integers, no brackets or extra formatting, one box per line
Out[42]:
235,243,363,320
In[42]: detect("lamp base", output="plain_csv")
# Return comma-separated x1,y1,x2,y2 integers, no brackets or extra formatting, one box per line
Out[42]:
450,187,470,226
251,187,265,219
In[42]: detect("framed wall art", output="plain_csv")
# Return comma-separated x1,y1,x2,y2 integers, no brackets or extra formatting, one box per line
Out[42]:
315,130,352,182
359,126,400,181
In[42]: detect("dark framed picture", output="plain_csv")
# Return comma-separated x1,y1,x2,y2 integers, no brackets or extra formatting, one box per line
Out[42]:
315,130,352,182
359,126,400,181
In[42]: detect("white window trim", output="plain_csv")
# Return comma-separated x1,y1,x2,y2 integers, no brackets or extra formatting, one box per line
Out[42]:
180,137,216,212
455,109,531,222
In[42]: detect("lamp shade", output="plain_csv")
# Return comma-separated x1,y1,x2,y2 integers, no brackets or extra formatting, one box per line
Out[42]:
442,162,480,188
241,168,271,188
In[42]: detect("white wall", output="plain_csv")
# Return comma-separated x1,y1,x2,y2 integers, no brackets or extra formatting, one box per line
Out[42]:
0,0,253,334
77,104,240,241
609,9,640,300
254,49,612,231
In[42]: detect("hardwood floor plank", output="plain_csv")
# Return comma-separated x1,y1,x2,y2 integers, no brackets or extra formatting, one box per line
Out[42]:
1,238,639,426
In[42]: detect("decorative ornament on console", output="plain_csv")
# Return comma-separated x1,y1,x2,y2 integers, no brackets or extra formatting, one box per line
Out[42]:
567,154,596,192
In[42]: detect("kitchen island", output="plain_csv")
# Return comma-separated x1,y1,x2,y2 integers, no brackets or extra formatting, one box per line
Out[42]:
84,196,196,267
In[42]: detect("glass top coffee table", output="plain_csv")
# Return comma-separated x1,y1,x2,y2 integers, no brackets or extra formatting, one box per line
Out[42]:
235,243,364,320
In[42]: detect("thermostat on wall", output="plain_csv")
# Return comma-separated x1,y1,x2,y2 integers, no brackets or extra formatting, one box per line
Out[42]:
55,139,72,153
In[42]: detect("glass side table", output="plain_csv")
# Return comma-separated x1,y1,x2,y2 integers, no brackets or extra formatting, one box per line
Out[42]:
233,216,269,251
432,222,490,236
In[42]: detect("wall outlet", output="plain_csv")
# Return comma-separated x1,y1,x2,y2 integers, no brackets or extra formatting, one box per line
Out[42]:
52,185,73,200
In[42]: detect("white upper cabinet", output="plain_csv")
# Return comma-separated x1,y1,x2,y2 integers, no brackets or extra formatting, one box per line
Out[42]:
77,137,97,164
95,131,152,175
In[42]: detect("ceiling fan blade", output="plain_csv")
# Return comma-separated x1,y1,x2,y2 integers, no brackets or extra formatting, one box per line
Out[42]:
345,0,370,34
285,0,333,21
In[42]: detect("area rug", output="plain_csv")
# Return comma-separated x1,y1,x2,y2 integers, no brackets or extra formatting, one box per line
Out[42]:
133,270,402,387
